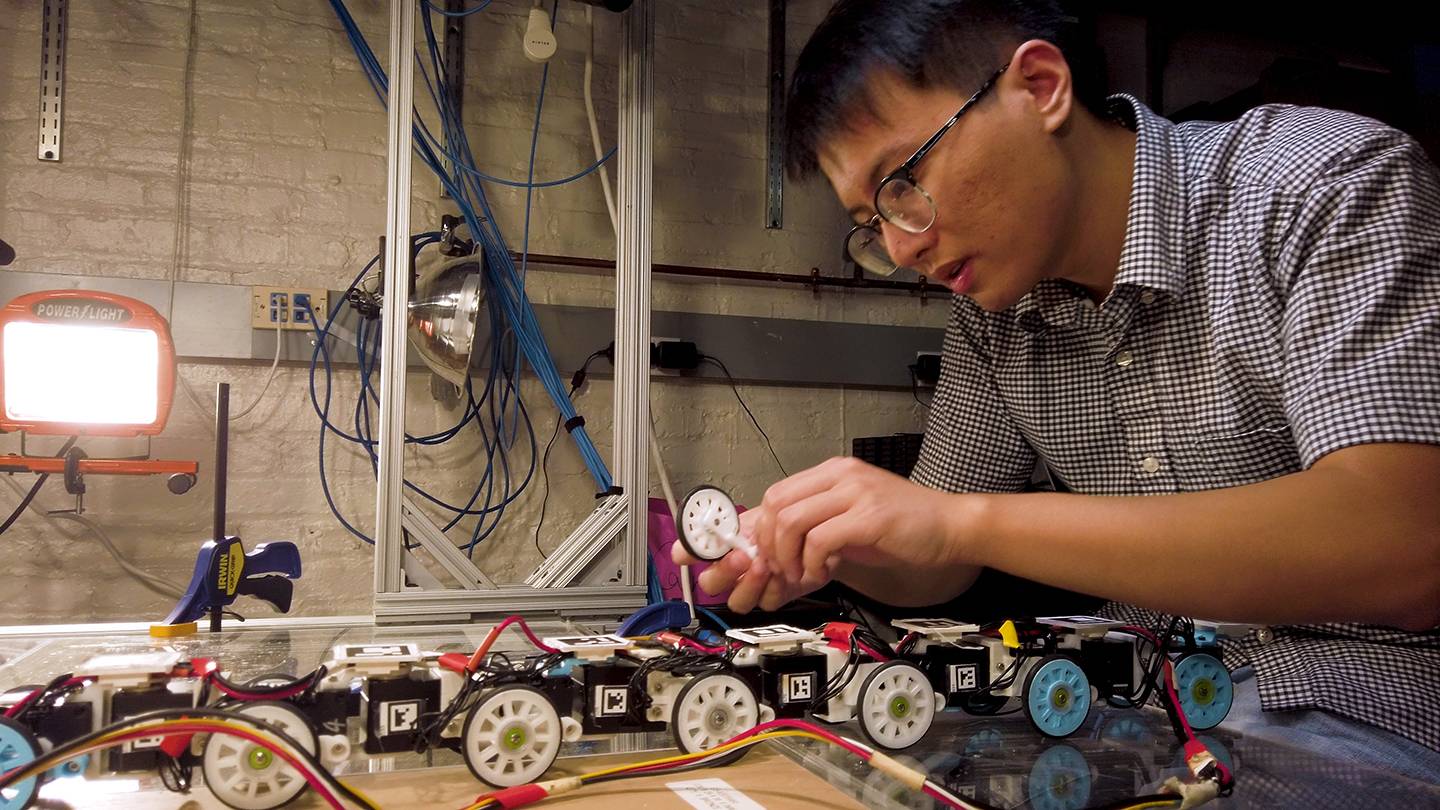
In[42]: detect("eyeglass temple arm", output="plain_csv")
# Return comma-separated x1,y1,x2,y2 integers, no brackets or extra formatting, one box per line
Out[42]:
896,63,1011,172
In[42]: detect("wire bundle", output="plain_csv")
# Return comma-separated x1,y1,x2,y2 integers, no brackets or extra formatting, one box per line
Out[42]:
0,709,380,810
325,0,615,500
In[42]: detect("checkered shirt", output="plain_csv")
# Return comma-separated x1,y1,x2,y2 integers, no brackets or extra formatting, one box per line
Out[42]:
910,94,1440,752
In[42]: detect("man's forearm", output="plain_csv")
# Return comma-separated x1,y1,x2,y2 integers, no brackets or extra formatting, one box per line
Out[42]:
965,444,1440,630
834,558,981,608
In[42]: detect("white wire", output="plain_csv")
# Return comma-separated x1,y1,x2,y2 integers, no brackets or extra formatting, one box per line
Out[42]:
585,5,618,231
648,411,693,617
1,477,185,600
230,322,285,419
178,321,285,423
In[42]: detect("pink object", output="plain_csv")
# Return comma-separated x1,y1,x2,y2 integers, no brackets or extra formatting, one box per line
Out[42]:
648,497,736,605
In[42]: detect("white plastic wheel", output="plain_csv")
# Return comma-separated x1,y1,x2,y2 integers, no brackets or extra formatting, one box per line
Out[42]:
202,701,318,810
670,673,760,754
678,486,742,561
857,662,937,751
462,686,563,788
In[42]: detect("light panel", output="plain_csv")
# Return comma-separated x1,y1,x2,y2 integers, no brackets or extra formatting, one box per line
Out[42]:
3,321,160,425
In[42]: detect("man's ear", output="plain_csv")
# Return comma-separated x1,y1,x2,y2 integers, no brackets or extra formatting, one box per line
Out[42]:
1009,39,1074,136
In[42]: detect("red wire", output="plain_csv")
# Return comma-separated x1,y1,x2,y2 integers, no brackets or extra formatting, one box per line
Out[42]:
676,638,729,655
3,678,88,719
599,718,875,782
207,673,317,702
923,782,973,808
854,640,890,661
731,718,873,759
465,616,559,672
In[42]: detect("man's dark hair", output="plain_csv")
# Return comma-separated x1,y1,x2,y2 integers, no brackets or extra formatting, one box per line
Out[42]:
785,0,1105,180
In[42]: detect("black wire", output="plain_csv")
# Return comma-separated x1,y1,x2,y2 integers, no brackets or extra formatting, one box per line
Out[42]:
581,750,750,786
532,415,567,560
158,753,193,794
418,651,571,753
1110,615,1183,710
811,636,860,711
961,640,1035,714
700,355,788,477
908,365,932,409
0,436,78,536
0,475,48,536
532,348,607,559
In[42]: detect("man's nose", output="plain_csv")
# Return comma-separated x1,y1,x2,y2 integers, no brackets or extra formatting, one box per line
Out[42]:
881,220,938,276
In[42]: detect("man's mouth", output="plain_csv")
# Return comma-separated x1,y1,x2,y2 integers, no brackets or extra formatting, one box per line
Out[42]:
936,259,975,294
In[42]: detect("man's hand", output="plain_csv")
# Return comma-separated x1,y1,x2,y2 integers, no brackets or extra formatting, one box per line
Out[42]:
671,509,823,612
672,457,980,612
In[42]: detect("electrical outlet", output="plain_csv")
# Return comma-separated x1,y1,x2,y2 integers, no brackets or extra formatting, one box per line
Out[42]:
251,286,330,330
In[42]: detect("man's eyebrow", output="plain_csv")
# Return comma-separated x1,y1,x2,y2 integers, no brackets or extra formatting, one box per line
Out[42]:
846,203,872,223
843,154,901,223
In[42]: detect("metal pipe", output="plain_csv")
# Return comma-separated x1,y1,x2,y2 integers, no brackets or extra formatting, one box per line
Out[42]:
615,0,654,590
512,251,936,297
374,0,416,599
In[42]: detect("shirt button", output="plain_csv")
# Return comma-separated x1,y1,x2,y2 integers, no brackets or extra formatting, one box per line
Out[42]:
1115,350,1135,368
1140,456,1161,473
1255,627,1274,645
1139,291,1157,305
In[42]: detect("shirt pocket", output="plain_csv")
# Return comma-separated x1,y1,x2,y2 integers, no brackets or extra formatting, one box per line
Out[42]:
1174,421,1303,490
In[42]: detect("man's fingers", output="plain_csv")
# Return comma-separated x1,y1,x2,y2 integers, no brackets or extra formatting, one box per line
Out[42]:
672,540,700,566
697,550,749,596
758,575,793,612
770,487,852,585
800,511,871,583
754,459,851,576
726,556,771,614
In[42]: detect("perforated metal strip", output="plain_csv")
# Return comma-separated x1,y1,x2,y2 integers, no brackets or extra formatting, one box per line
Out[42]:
38,0,68,162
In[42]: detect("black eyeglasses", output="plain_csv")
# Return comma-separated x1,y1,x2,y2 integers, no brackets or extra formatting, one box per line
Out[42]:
845,63,1009,277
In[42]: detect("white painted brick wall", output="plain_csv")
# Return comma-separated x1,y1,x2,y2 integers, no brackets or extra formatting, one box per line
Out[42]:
0,0,943,623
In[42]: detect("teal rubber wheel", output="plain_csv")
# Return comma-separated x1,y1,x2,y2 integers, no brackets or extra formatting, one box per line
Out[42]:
0,716,40,810
1024,655,1092,738
1173,654,1232,731
1028,744,1092,810
47,752,89,780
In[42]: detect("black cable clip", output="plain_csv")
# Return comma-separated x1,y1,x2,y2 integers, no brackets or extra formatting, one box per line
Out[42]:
62,447,87,496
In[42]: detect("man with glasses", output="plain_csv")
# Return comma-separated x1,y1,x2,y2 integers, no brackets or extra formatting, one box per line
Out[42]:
675,0,1440,780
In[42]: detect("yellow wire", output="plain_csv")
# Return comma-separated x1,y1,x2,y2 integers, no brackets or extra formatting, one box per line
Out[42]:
348,785,381,809
575,729,829,780
461,730,838,810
